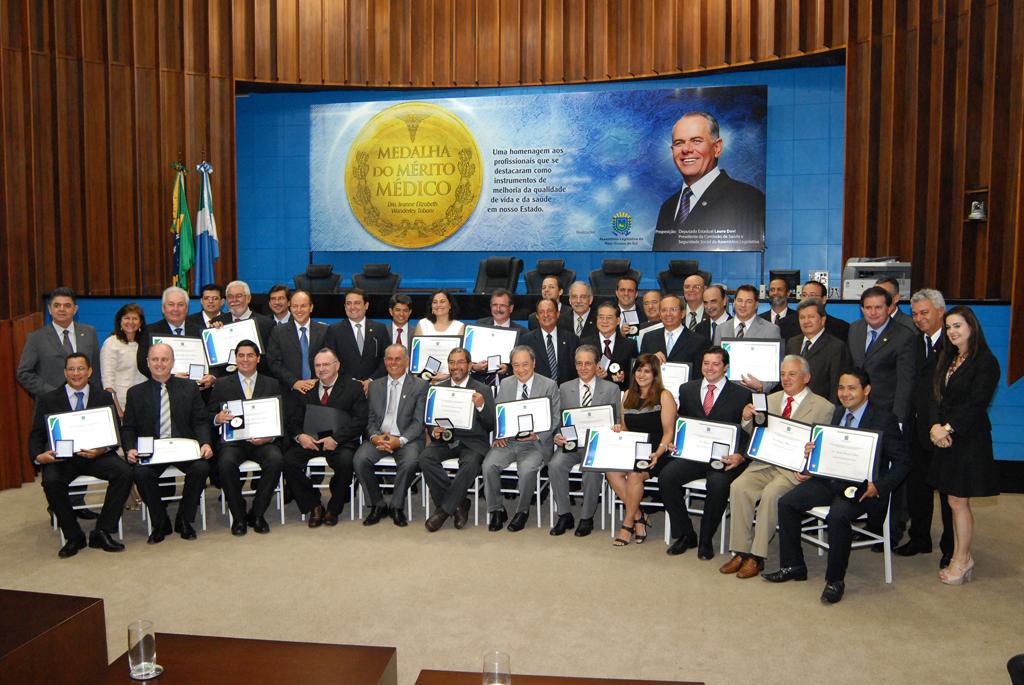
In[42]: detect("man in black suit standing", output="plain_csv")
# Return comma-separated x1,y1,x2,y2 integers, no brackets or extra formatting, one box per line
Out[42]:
422,347,496,532
529,276,567,330
563,281,598,339
28,354,131,557
186,283,225,329
217,280,275,354
385,293,415,353
123,343,214,544
615,276,646,334
653,111,765,251
659,346,752,559
267,290,327,399
137,286,214,390
521,299,578,384
693,284,731,343
281,348,368,527
800,280,849,342
641,290,662,327
760,277,800,341
639,294,709,370
847,286,916,424
785,298,851,403
682,273,708,331
582,302,636,391
208,340,285,536
326,288,389,393
475,288,527,334
764,368,910,604
875,277,916,334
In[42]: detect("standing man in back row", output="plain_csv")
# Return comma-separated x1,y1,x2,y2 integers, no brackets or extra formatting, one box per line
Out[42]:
326,288,389,393
18,286,102,398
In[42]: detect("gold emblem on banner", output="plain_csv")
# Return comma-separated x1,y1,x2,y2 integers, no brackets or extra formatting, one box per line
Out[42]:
345,102,482,248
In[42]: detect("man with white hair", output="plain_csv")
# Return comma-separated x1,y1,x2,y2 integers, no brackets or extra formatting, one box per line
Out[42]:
216,280,274,354
136,286,214,388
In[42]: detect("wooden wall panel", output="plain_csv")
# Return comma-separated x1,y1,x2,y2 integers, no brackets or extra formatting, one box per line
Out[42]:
298,0,323,83
82,60,113,294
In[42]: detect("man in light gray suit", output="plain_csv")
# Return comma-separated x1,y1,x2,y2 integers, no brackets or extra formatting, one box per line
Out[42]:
712,283,781,392
548,344,621,538
17,286,102,398
483,345,561,532
352,344,429,527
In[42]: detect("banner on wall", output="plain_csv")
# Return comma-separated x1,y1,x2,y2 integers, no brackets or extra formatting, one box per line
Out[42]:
310,85,766,252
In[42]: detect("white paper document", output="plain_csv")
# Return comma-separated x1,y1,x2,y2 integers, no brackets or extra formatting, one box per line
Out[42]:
672,417,739,463
410,336,462,374
151,336,208,375
202,319,262,366
746,415,813,471
807,424,881,483
462,324,520,364
221,396,284,442
721,339,781,383
581,428,649,472
561,404,616,449
46,406,120,452
424,386,477,430
494,397,552,439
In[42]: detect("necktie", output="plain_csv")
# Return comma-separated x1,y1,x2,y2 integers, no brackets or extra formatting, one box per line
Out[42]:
546,333,557,381
521,383,529,400
575,316,584,336
603,338,613,359
174,327,183,336
800,339,811,357
702,384,716,416
581,383,592,407
688,312,697,330
924,334,931,359
159,383,172,438
844,411,855,427
321,385,331,405
711,321,717,339
62,330,74,355
395,327,403,346
675,186,693,225
773,313,779,325
383,379,400,436
74,391,85,411
666,330,675,353
782,395,794,419
243,376,253,399
299,326,311,380
736,321,746,339
355,322,364,354
866,329,878,353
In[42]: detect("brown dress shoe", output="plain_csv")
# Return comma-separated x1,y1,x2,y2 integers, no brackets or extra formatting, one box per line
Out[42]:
323,510,339,527
719,554,745,574
307,505,325,528
736,556,764,579
453,499,471,530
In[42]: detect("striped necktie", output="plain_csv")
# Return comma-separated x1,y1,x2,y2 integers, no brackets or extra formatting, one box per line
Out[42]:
546,333,558,381
159,383,172,438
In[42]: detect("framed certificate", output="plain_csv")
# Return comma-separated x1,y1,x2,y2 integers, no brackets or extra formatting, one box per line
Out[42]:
221,396,284,442
660,362,691,404
672,417,739,463
721,338,782,383
494,397,552,439
409,336,462,374
581,428,649,472
424,386,476,430
746,415,814,471
202,319,262,366
146,438,201,464
808,424,882,483
462,324,520,364
151,335,208,376
561,404,616,450
46,406,120,452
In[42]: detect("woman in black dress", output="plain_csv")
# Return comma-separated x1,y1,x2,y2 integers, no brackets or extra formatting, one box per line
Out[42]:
608,354,677,546
927,305,1000,585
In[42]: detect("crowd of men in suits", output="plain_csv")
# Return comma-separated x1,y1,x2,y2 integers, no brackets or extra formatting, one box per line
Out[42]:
20,273,954,603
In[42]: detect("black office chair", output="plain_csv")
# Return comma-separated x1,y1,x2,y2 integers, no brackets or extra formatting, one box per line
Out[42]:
657,260,700,292
524,259,576,294
293,264,342,294
588,259,641,297
352,264,401,294
472,256,524,294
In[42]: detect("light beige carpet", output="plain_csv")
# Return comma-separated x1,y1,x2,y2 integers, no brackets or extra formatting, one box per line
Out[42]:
1,479,1021,685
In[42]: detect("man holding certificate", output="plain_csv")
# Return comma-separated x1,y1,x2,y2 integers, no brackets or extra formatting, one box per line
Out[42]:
28,354,131,558
208,340,285,536
723,355,834,578
548,345,622,537
124,343,214,544
352,344,429,527
482,345,561,532
421,347,496,532
713,284,781,393
582,302,636,391
135,286,214,389
765,368,909,603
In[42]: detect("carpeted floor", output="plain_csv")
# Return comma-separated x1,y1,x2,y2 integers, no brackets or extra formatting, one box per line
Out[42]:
1,478,1021,684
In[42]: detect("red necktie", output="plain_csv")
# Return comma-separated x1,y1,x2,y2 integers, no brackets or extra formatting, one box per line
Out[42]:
603,339,612,359
396,328,403,346
782,396,794,418
320,385,331,405
702,384,716,416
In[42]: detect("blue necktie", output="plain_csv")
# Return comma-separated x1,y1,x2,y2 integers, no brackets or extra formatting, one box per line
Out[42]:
299,326,311,380
844,412,855,427
74,391,85,411
546,333,558,382
865,329,878,353
675,187,693,226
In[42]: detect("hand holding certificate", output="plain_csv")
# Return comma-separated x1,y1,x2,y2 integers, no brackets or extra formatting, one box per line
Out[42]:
151,336,209,376
672,417,739,470
721,339,781,383
47,407,120,453
561,405,616,450
807,424,881,484
136,438,202,465
494,398,552,440
220,397,284,442
581,428,649,472
410,336,462,376
424,386,476,430
746,415,813,472
203,319,262,366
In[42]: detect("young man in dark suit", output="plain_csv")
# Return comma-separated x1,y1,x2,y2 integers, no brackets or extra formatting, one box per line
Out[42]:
17,287,103,398
520,298,579,384
385,293,416,352
186,283,225,329
325,288,390,393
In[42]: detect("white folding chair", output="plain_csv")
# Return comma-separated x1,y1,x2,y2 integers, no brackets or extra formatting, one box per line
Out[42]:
547,463,606,531
423,457,483,526
497,461,547,527
142,465,207,534
355,456,420,520
51,475,124,547
800,501,893,583
220,460,285,526
298,456,358,521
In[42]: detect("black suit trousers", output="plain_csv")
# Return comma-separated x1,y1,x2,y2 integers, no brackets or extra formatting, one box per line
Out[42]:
42,453,132,540
419,442,484,515
282,445,355,515
217,442,284,520
658,458,746,544
133,459,211,524
905,439,954,554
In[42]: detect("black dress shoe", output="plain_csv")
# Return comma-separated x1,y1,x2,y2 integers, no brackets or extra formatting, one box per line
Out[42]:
574,518,594,537
75,509,99,520
323,510,339,527
666,532,697,556
939,555,952,570
507,512,528,532
453,499,470,530
251,516,270,534
762,565,809,583
894,541,932,557
231,520,248,536
425,510,449,532
488,509,508,532
390,508,409,527
88,530,125,552
148,518,172,544
549,513,575,536
177,520,197,540
697,542,715,560
307,505,325,528
363,503,387,526
58,536,87,558
821,580,845,604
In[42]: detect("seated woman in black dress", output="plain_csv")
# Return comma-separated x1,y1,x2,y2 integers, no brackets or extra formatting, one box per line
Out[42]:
927,305,1000,585
608,354,677,546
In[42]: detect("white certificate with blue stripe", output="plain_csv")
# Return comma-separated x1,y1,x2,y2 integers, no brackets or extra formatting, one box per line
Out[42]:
202,319,261,366
462,324,520,364
672,417,739,463
581,428,648,472
808,424,881,483
424,386,476,429
746,415,812,471
409,336,462,374
494,398,551,439
46,406,120,452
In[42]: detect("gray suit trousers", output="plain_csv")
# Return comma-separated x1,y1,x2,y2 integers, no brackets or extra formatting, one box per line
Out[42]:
482,441,546,515
548,449,602,519
353,441,422,509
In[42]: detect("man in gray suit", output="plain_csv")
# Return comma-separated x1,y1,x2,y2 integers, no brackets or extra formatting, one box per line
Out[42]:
385,293,415,352
267,290,328,397
713,283,781,392
847,286,916,423
352,344,429,527
17,286,101,398
483,345,561,532
548,344,621,537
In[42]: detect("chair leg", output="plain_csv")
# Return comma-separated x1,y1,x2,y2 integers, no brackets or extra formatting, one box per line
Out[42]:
883,505,893,584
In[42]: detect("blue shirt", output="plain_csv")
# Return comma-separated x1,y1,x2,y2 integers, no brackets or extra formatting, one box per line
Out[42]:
841,401,869,428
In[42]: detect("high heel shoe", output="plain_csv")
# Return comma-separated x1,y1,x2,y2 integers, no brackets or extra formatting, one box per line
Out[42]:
940,556,974,585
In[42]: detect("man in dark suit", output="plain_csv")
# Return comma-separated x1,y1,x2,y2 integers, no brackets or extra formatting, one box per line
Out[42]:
136,286,214,390
207,340,285,536
281,348,368,527
475,288,527,334
521,299,579,384
28,354,131,557
563,281,598,339
267,290,327,398
640,294,710,370
186,283,225,329
352,344,428,527
682,273,708,331
385,293,415,353
528,276,567,330
615,276,647,335
876,277,917,334
18,286,102,398
785,298,851,403
641,290,662,327
847,286,916,424
693,284,731,343
896,289,954,562
266,283,292,325
653,111,765,251
659,346,752,559
123,343,214,544
760,277,800,341
764,368,910,604
582,302,636,391
800,280,849,342
422,347,496,532
325,288,389,392
216,280,275,358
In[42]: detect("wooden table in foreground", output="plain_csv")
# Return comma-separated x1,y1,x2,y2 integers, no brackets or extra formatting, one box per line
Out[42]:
416,670,703,685
103,633,397,684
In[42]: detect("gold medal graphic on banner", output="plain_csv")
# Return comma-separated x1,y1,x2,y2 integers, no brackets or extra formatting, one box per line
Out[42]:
345,102,483,248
